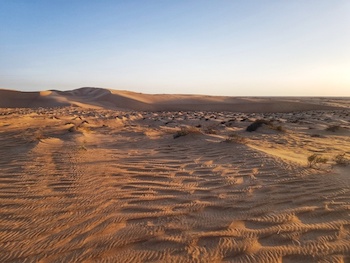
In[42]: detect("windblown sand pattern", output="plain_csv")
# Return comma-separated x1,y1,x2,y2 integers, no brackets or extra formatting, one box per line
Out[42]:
0,105,350,262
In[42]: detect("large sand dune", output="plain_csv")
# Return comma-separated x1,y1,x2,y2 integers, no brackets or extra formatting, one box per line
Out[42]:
0,89,349,262
0,87,347,112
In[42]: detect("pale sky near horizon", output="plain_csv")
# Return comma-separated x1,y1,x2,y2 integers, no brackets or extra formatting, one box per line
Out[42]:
1,0,349,96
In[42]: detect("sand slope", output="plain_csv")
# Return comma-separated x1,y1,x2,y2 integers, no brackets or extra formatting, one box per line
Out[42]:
0,87,347,112
0,106,349,262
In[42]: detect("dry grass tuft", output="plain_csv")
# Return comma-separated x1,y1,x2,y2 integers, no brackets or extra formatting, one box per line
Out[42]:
203,124,218,135
307,154,328,168
333,153,349,166
271,125,286,132
68,126,76,132
23,129,45,142
246,119,285,132
173,126,201,139
224,133,247,144
310,134,322,138
325,125,341,132
33,129,45,141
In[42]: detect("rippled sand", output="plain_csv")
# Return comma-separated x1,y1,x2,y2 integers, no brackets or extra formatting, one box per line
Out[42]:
0,107,349,262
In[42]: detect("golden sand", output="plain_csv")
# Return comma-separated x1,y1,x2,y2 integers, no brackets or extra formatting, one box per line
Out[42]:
0,88,349,262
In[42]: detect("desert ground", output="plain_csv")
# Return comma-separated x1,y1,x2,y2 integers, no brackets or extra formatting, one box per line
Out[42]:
0,88,350,262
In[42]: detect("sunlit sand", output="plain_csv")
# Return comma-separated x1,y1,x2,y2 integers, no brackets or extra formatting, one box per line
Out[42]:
0,88,349,262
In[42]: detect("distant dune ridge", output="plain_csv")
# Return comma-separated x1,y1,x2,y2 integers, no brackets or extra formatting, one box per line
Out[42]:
0,87,346,112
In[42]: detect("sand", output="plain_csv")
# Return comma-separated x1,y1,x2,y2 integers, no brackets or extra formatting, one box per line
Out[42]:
0,88,350,262
0,87,347,112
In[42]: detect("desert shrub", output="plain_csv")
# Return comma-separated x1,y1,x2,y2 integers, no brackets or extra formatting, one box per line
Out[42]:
77,144,87,151
246,119,285,133
224,133,247,144
271,125,286,132
67,124,90,133
310,134,321,138
68,126,76,132
334,153,349,166
33,130,45,141
307,154,328,168
246,119,271,132
204,124,218,135
325,125,340,132
173,126,201,139
77,125,90,133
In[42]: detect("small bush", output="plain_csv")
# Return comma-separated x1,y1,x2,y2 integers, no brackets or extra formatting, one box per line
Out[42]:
310,134,321,138
204,125,218,134
78,145,87,151
307,154,328,168
173,126,201,139
334,153,349,166
224,133,247,144
325,125,340,132
246,119,284,132
34,130,45,141
77,125,90,133
271,125,286,132
246,119,271,132
68,126,76,132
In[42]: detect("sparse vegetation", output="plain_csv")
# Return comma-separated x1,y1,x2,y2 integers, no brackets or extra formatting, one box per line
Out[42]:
224,133,247,144
173,126,201,139
77,144,87,151
77,125,90,133
68,126,76,132
246,119,285,133
325,125,341,132
271,125,286,132
246,119,271,132
307,154,328,168
67,123,90,133
333,153,349,166
203,124,218,135
310,134,321,138
34,129,45,141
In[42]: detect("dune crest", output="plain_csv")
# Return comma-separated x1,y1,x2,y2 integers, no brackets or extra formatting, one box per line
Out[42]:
0,87,347,112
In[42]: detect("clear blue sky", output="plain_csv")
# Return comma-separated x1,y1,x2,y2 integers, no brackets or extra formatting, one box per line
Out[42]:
1,0,349,96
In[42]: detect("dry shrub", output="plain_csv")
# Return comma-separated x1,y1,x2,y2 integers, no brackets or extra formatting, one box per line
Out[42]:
68,126,76,132
224,133,247,144
173,126,201,139
334,153,349,166
204,124,218,135
77,125,90,133
271,125,286,132
307,154,328,168
77,144,87,151
246,119,271,132
246,119,285,132
24,129,45,142
325,125,340,132
67,124,90,133
34,129,45,141
310,134,321,138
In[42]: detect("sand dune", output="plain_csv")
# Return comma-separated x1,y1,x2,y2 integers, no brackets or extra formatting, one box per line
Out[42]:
0,101,349,262
0,87,347,112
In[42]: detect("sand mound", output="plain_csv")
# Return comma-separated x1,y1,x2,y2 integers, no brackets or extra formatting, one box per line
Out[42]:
0,87,347,112
0,89,70,108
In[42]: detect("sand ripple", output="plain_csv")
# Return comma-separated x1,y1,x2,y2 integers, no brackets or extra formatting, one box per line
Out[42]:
0,107,349,262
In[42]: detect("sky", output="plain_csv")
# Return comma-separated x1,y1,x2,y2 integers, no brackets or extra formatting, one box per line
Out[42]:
1,0,350,96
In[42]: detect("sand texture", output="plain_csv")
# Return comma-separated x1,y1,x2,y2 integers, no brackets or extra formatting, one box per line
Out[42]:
0,89,350,262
